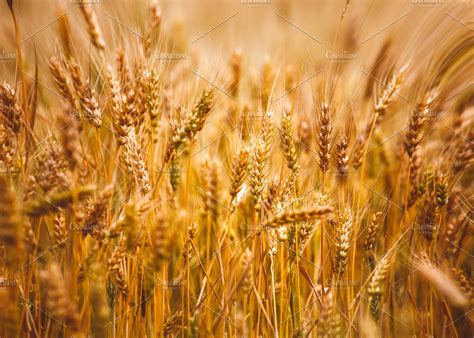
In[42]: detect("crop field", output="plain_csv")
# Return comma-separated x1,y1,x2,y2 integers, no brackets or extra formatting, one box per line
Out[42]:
0,0,472,337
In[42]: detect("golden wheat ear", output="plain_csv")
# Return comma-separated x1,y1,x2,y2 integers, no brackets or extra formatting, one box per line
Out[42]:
40,262,81,331
79,4,106,51
333,207,353,276
317,102,333,174
367,253,392,321
0,83,23,135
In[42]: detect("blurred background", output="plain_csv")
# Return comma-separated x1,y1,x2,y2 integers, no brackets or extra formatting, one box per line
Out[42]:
0,0,472,142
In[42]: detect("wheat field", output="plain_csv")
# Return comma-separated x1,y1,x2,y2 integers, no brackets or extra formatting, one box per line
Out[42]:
0,0,472,337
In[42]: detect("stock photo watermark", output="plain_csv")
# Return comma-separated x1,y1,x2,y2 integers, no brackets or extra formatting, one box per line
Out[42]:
0,162,20,174
326,278,359,288
70,222,102,233
411,222,437,237
240,0,272,5
240,222,272,233
415,108,444,119
157,164,187,175
411,0,444,7
242,110,272,119
327,168,358,177
155,278,185,289
325,50,358,63
156,52,186,62
0,51,16,62
0,278,17,287
70,0,102,5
